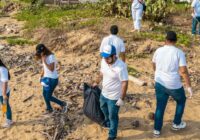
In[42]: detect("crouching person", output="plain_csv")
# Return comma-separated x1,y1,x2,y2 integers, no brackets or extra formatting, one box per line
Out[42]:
94,45,128,140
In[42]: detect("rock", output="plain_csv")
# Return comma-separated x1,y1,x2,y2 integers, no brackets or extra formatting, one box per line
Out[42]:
0,45,5,50
132,120,140,128
148,112,155,121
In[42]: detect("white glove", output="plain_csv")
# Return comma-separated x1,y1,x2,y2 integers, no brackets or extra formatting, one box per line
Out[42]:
187,87,193,99
116,98,124,106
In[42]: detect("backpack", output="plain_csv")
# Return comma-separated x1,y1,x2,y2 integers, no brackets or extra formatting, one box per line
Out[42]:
138,0,146,12
83,83,105,126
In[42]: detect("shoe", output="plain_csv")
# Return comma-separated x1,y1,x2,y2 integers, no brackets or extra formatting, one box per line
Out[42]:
102,125,109,130
107,137,116,140
42,110,53,117
62,102,68,113
2,119,14,128
153,130,160,137
172,121,186,131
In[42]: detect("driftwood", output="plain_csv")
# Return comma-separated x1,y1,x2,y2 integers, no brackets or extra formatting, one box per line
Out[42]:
53,114,65,140
128,75,147,86
23,94,34,103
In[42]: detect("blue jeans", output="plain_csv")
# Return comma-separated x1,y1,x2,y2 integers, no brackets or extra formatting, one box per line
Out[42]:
0,92,12,120
100,94,120,138
154,82,186,131
42,78,64,111
192,17,200,35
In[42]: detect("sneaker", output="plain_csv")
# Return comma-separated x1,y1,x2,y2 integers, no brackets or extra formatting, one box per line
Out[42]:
172,121,186,131
107,137,116,140
62,102,68,113
2,119,14,128
153,130,160,138
42,110,53,117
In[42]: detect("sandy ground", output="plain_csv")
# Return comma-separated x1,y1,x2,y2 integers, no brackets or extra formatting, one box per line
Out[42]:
0,12,200,140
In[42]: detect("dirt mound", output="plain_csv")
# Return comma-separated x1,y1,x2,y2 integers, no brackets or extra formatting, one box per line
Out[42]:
32,28,101,54
1,2,21,14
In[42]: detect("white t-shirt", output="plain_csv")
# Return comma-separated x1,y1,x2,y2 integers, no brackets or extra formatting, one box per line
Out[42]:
192,0,200,17
43,54,58,79
152,45,187,90
100,35,125,58
101,59,128,100
0,66,10,96
132,0,143,9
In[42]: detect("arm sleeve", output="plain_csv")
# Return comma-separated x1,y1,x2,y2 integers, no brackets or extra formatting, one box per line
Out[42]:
192,0,196,7
47,55,56,64
179,51,187,67
0,68,9,82
119,64,129,81
100,39,106,53
120,40,126,52
152,50,157,63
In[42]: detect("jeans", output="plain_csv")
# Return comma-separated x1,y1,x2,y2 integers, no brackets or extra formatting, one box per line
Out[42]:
192,17,200,35
42,78,64,111
154,82,186,131
0,92,12,120
100,94,120,138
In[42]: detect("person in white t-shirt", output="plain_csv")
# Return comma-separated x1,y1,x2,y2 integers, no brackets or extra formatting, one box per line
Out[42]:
192,0,200,35
152,31,193,137
131,0,145,32
94,45,128,140
35,44,67,115
0,59,13,128
100,25,126,62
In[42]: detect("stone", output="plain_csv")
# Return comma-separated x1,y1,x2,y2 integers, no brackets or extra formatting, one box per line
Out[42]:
0,45,5,50
132,120,140,128
148,112,155,121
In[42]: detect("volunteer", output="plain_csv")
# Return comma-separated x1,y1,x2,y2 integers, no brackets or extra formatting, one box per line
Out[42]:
35,44,67,114
95,45,128,140
152,31,193,137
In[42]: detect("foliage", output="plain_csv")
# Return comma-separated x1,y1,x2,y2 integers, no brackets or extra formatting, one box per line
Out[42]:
16,3,101,29
6,37,34,46
98,0,131,17
98,0,174,22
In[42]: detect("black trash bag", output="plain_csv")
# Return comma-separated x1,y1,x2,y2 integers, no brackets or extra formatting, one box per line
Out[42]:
83,83,105,126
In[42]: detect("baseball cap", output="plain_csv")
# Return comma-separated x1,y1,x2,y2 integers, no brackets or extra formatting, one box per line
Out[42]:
100,45,116,58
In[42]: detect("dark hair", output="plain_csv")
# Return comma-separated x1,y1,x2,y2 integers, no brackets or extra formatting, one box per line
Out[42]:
0,59,11,80
166,31,177,42
35,44,53,59
110,25,118,35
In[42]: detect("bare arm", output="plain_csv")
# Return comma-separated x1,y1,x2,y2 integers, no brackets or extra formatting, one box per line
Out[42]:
41,69,44,78
120,52,126,62
179,66,191,88
121,81,128,100
2,82,8,99
152,62,156,71
94,72,103,85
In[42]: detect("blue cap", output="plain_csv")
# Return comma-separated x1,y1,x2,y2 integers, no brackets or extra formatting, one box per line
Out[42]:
100,45,116,58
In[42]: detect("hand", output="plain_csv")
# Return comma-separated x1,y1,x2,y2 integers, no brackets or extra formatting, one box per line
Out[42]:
187,87,193,99
41,54,46,62
3,95,8,100
116,98,124,106
92,82,98,88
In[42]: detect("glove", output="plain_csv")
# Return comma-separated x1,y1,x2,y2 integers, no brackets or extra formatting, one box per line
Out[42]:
116,98,124,106
187,87,193,99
